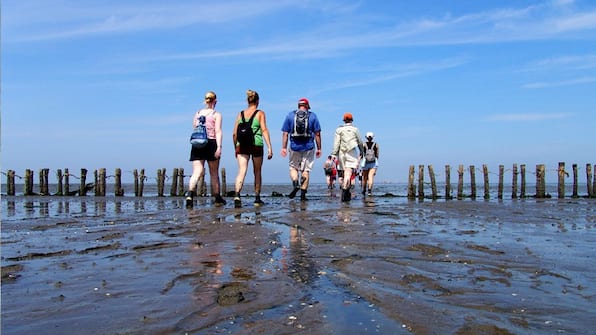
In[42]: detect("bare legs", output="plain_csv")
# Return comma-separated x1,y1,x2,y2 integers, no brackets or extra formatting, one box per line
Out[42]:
361,168,376,195
187,159,225,207
234,154,264,207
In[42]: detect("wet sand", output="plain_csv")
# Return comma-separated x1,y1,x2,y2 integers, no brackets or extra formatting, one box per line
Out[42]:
2,192,595,334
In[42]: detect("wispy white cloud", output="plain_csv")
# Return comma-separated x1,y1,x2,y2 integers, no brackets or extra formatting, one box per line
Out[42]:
486,113,572,121
523,76,596,88
315,57,469,93
7,0,596,51
3,0,303,42
524,54,596,72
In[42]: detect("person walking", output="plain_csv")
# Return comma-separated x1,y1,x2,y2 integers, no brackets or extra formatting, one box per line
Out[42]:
323,155,336,189
232,90,273,208
331,113,364,202
280,98,322,201
185,91,226,207
361,132,379,196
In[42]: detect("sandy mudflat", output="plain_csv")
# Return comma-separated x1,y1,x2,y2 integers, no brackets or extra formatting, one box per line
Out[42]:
1,192,595,335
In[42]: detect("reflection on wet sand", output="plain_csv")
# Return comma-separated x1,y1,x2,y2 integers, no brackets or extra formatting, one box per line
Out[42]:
1,196,595,334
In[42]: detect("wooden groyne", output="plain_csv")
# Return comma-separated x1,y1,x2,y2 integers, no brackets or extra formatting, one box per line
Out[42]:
3,162,595,199
2,167,226,197
408,163,596,199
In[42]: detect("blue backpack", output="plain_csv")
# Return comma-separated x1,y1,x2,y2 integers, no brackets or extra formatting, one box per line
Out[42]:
190,115,208,148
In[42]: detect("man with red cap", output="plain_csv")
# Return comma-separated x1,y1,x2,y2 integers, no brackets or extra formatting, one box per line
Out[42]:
281,98,322,201
331,112,364,202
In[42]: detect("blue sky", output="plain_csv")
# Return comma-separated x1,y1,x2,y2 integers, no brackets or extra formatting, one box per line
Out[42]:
2,0,595,184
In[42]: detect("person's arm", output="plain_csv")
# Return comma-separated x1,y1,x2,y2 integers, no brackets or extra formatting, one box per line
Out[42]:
214,112,223,158
259,111,273,160
280,132,289,158
314,131,322,158
232,113,240,156
192,111,200,128
375,143,379,159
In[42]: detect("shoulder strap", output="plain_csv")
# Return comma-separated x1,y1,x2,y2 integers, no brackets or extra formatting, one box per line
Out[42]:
248,109,259,122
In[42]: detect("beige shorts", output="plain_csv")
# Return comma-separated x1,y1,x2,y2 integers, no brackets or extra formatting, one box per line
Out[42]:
288,149,316,172
339,148,360,169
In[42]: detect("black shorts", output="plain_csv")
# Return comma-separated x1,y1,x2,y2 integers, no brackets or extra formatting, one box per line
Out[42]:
235,145,264,157
190,139,218,161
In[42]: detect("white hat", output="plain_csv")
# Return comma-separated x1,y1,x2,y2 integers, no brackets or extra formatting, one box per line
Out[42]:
366,132,374,138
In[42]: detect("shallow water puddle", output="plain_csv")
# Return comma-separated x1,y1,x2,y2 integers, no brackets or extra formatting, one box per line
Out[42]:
257,218,409,334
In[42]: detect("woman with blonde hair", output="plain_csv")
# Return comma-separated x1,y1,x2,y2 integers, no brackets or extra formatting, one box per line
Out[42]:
232,90,273,208
185,91,226,207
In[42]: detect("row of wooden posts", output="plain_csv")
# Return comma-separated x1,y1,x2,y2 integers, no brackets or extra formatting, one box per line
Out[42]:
408,163,596,199
3,162,596,199
3,167,222,197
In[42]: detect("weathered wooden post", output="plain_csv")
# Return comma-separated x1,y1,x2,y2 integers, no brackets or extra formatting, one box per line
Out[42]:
587,164,593,198
39,169,48,195
170,168,179,196
178,168,185,196
428,165,437,199
512,164,518,199
197,173,205,196
482,164,490,200
64,169,71,195
161,168,167,196
38,169,44,195
115,168,124,196
572,164,578,198
557,162,566,199
133,169,139,196
139,169,145,197
24,169,33,195
7,170,15,196
498,165,504,199
407,165,416,199
79,168,88,196
221,168,227,196
157,168,165,197
444,165,452,200
457,164,464,200
418,165,425,199
593,165,596,198
99,168,106,196
469,165,476,199
536,164,546,198
56,169,63,196
94,170,99,195
28,169,36,195
43,168,50,195
520,164,526,198
200,173,207,196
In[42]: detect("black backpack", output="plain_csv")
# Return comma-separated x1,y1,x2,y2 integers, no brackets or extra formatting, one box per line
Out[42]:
291,109,311,138
236,110,260,147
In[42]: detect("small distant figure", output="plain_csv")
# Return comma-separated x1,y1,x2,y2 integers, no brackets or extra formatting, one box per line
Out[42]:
361,132,379,196
331,112,364,202
232,90,273,208
185,91,226,208
280,98,322,201
323,155,337,189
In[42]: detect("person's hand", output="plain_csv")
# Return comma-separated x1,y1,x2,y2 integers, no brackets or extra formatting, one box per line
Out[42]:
316,149,322,158
267,149,273,160
280,148,287,158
